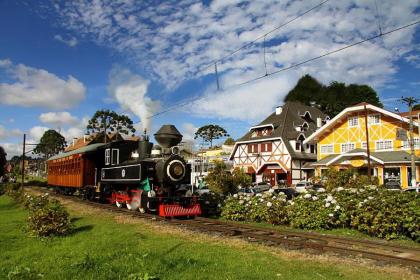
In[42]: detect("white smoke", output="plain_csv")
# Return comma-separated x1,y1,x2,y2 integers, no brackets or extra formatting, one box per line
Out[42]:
108,67,160,133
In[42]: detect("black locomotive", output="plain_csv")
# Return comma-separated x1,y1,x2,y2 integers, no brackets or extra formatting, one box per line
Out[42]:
48,125,201,217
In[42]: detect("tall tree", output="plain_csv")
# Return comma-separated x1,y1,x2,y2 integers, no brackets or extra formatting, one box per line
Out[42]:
224,137,235,145
0,146,6,177
284,75,383,117
194,124,229,148
86,110,136,141
33,130,66,159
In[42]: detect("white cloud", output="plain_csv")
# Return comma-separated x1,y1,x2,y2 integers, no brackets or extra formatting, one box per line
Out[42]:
0,59,86,109
181,122,198,142
29,126,49,142
405,54,420,68
0,143,22,160
39,111,79,127
54,34,78,47
108,66,160,132
44,0,419,120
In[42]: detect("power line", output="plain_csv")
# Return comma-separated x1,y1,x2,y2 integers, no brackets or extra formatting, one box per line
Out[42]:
147,19,420,119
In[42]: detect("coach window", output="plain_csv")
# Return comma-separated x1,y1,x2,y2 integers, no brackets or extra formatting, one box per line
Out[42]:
112,149,119,165
105,149,111,165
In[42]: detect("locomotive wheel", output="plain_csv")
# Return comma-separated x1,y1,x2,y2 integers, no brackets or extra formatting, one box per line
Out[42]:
116,201,125,208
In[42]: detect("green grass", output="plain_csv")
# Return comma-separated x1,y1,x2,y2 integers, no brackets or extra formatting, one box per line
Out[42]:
0,195,411,280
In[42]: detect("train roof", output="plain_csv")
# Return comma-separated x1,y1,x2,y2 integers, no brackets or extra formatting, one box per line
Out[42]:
48,143,107,161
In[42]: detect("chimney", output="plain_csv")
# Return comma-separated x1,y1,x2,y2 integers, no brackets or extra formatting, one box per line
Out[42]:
72,137,77,146
316,117,322,128
83,134,89,143
275,106,282,115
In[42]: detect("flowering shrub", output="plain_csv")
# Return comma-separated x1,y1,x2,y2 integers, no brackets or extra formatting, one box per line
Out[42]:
287,191,341,230
351,190,420,241
199,192,225,217
25,193,72,237
221,190,288,224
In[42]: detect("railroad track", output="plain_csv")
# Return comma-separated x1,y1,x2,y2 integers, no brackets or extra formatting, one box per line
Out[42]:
27,187,420,271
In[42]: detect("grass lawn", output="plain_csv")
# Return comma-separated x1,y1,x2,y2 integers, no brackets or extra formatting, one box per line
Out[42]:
0,195,415,280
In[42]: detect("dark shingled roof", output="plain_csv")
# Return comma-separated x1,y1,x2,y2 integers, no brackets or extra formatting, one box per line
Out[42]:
237,101,327,159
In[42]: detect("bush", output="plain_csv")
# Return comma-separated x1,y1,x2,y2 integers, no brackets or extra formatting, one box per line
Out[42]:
351,190,420,240
26,193,72,237
199,192,225,217
205,160,236,194
288,191,340,230
5,183,24,202
322,168,378,191
221,190,288,225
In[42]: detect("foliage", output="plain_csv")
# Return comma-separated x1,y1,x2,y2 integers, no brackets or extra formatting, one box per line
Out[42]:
25,193,72,237
222,190,289,225
231,167,252,188
284,74,383,117
5,183,24,202
0,146,6,177
413,103,420,110
205,160,236,194
321,168,377,191
87,109,136,138
288,191,341,230
194,124,229,147
223,137,235,145
351,190,420,241
33,129,66,159
198,192,225,217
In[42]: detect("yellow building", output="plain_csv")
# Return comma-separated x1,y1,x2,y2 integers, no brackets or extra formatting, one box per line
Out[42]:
304,103,420,188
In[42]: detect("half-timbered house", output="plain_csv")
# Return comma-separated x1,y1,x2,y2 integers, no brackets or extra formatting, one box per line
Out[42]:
230,101,328,186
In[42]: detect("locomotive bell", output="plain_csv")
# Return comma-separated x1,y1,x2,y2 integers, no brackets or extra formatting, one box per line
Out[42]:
154,125,183,148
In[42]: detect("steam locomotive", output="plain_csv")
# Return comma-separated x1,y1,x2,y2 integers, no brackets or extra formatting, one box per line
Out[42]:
47,125,201,217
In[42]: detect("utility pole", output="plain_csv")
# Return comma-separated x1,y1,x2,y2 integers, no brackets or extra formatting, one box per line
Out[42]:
400,97,419,187
364,105,372,180
21,134,26,188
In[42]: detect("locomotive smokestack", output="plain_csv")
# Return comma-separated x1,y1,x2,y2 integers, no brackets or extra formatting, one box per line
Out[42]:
138,132,153,160
154,125,183,148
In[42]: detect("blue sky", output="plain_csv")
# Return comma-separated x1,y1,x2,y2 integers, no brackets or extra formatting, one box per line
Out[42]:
0,0,419,158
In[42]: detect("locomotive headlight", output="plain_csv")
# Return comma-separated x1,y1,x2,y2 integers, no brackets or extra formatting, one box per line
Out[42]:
167,160,185,182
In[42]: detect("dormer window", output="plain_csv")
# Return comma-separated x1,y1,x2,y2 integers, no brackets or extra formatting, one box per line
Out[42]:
296,134,306,151
301,122,309,131
301,111,312,120
105,149,111,165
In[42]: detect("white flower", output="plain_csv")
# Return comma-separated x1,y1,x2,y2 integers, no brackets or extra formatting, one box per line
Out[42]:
328,213,334,217
267,202,273,207
358,202,363,207
259,198,264,202
359,189,364,193
337,187,344,192
288,201,295,205
350,188,357,193
316,188,326,193
272,196,276,200
312,196,318,201
325,202,331,208
304,193,312,199
268,188,275,193
335,205,341,211
205,201,210,205
331,199,337,204
326,195,333,202
233,194,238,198
256,193,263,197
239,200,244,205
217,204,221,208
364,199,368,203
368,196,373,200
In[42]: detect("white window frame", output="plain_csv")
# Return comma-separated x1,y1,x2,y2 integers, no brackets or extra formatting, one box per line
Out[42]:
105,149,111,165
401,138,419,150
320,144,334,154
368,113,381,125
348,116,359,127
111,148,119,165
341,142,355,153
375,140,393,151
361,142,368,149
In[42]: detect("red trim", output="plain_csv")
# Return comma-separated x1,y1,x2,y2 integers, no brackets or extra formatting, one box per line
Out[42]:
159,204,202,217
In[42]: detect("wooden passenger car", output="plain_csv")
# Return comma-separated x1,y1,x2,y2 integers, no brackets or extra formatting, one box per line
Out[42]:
47,143,105,188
